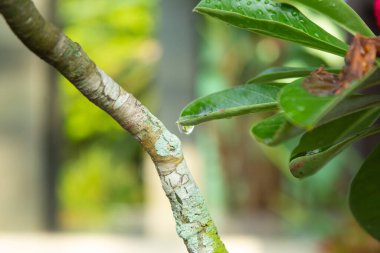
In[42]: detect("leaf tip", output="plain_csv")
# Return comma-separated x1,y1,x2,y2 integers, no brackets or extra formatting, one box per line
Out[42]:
290,160,306,179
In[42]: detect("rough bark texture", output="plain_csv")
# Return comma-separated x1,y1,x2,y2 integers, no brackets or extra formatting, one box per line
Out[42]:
0,0,228,252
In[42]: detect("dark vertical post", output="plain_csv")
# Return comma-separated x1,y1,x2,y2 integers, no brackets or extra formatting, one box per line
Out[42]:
156,0,199,133
144,0,201,237
43,0,59,230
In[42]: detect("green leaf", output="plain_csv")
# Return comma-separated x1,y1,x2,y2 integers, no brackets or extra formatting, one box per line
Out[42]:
324,94,380,121
252,94,380,146
251,112,302,145
279,68,378,129
251,94,380,146
195,0,348,56
290,108,380,178
278,0,374,36
350,143,380,241
248,67,340,83
361,67,380,89
178,83,285,126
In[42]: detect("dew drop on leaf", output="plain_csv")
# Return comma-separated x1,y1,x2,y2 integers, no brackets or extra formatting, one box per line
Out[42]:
263,138,273,145
305,149,322,156
177,123,195,135
296,105,305,112
268,9,276,16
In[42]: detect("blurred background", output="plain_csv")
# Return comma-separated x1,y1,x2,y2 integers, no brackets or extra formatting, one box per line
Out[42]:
0,0,379,252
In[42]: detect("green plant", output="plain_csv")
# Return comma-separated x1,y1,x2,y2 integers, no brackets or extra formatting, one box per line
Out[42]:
178,0,380,241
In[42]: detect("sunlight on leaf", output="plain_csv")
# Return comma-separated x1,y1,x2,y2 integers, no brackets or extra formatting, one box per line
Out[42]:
195,0,348,56
277,0,374,36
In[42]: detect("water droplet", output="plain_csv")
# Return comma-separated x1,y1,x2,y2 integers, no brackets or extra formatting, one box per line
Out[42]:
296,105,305,112
257,10,263,15
331,3,336,7
177,123,195,135
206,0,210,3
264,0,269,4
246,0,252,5
314,33,320,37
291,11,298,17
263,138,273,145
306,149,322,156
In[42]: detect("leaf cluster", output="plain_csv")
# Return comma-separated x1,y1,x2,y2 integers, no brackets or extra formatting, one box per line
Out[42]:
179,0,380,241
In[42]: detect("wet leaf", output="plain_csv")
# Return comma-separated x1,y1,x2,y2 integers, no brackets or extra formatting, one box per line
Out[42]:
350,143,380,241
252,94,380,146
290,108,380,178
324,94,380,121
361,66,380,89
195,0,348,56
279,67,377,129
278,0,374,36
178,83,285,126
251,113,302,145
248,67,340,83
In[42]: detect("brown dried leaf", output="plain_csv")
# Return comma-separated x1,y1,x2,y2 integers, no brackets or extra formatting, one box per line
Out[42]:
304,34,380,96
340,34,377,87
303,66,340,96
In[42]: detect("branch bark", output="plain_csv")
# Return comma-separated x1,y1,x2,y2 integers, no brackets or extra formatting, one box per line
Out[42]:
0,0,228,252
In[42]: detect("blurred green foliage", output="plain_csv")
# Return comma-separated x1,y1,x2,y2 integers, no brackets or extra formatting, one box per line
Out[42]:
57,0,158,231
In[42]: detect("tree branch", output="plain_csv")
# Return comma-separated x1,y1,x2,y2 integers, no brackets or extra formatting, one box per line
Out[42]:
0,0,228,252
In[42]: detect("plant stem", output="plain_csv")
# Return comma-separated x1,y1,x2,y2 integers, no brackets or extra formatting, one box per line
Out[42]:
0,0,228,252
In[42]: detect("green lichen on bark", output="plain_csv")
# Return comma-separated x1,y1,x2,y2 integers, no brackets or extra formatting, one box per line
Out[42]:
154,129,182,158
205,220,228,253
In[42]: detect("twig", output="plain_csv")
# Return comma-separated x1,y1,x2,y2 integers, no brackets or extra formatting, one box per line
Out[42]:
0,0,228,252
